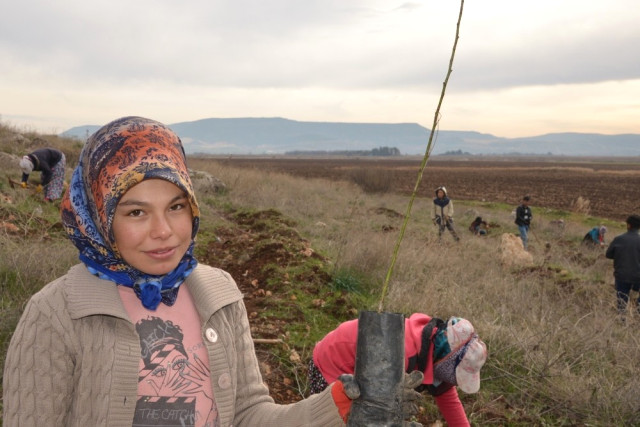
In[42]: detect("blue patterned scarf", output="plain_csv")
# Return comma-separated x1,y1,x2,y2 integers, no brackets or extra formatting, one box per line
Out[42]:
61,116,200,310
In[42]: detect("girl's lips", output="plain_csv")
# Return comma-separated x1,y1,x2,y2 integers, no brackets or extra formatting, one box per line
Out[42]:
144,247,176,259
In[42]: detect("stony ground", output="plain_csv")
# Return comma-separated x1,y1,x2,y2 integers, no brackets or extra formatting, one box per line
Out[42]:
197,208,334,405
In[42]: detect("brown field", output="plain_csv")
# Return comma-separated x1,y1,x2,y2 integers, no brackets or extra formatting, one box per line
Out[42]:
202,155,640,221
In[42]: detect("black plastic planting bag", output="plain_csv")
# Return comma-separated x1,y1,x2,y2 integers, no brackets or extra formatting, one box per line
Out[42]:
347,311,405,427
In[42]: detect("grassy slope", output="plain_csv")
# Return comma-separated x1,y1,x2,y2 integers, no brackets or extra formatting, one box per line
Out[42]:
1,123,639,426
191,158,639,426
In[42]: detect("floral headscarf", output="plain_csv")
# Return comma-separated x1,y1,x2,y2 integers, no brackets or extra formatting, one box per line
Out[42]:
61,116,200,310
432,317,487,393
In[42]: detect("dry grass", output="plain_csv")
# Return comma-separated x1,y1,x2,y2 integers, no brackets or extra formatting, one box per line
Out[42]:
190,158,639,425
0,120,84,167
571,196,591,215
2,140,638,424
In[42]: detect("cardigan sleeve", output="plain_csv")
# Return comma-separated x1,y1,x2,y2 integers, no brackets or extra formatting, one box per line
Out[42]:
2,291,76,426
225,299,344,427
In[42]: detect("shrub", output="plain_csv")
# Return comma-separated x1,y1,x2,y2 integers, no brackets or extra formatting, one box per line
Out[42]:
572,196,591,215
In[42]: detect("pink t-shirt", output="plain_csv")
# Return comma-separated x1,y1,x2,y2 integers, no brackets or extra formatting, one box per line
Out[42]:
118,284,218,427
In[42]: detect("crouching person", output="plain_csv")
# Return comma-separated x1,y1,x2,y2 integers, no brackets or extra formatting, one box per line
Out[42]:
469,216,489,236
309,313,488,426
583,226,606,247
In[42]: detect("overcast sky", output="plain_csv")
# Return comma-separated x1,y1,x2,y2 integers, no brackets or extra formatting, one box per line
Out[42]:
1,0,638,138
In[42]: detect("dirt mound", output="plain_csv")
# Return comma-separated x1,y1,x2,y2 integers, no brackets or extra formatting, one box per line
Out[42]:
199,208,333,404
499,233,534,268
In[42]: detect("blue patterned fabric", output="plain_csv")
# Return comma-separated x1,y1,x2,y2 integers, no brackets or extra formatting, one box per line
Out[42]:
61,117,200,310
433,334,476,386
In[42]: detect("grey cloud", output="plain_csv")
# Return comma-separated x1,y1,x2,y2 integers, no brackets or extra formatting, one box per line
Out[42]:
452,28,640,90
0,0,379,85
1,0,638,93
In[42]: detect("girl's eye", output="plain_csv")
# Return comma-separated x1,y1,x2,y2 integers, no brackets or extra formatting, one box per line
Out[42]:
170,203,185,211
127,209,144,217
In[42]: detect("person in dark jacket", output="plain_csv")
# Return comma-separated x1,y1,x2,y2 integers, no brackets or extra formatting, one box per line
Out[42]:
431,186,460,241
605,215,640,315
19,147,66,201
514,195,532,249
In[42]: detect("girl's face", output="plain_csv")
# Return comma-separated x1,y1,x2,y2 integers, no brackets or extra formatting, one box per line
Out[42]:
436,190,445,198
112,179,193,276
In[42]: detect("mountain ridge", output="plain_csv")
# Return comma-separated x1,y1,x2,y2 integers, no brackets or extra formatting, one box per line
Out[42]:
60,117,640,156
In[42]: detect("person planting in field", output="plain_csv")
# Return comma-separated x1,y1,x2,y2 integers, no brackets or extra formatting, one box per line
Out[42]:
514,195,533,250
309,313,488,427
582,225,607,247
431,186,460,241
605,215,640,319
18,146,66,202
469,216,489,236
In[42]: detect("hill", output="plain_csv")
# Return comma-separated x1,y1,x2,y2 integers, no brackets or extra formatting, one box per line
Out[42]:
61,117,640,156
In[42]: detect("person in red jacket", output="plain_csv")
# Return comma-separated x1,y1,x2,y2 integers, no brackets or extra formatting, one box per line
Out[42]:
309,313,487,426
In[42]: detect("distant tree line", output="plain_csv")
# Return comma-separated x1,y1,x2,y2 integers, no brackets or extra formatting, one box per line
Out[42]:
436,150,556,156
438,149,472,156
285,146,401,156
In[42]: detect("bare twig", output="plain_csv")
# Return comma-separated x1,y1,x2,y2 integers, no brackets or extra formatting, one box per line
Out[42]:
378,0,465,311
253,338,285,345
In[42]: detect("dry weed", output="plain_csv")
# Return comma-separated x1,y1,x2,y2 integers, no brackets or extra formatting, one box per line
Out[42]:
572,196,591,215
190,159,637,424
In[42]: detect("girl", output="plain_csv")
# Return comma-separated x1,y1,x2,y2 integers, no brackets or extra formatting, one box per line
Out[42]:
431,187,460,242
3,116,347,426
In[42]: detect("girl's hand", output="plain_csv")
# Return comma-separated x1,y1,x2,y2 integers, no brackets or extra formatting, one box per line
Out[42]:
331,371,424,425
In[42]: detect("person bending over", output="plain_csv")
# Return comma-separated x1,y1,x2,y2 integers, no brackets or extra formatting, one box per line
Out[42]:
309,313,488,427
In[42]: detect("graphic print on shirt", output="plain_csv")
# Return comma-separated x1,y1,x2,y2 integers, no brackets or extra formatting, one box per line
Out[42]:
134,316,218,427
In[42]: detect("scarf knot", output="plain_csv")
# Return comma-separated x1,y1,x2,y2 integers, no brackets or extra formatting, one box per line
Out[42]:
138,280,163,310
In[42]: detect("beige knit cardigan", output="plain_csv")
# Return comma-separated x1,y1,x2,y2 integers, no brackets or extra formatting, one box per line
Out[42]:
3,263,343,426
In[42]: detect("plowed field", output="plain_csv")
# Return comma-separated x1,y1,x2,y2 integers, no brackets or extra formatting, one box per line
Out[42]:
207,156,640,221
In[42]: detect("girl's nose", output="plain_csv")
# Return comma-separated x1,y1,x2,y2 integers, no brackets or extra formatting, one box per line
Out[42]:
150,215,172,239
